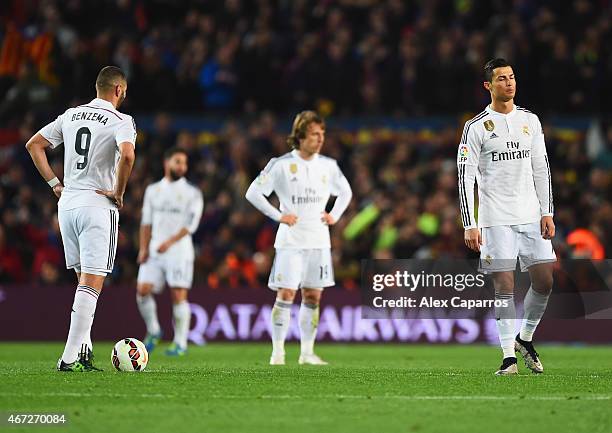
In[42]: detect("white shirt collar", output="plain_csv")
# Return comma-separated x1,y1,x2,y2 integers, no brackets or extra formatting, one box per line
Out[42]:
485,104,517,117
292,149,318,162
161,177,186,185
90,98,116,111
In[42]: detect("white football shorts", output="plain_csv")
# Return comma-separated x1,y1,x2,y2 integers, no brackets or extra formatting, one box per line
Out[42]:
479,222,556,273
58,207,119,276
268,248,334,291
137,255,194,293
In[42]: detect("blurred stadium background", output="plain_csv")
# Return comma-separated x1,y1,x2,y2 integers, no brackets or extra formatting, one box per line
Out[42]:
0,0,610,343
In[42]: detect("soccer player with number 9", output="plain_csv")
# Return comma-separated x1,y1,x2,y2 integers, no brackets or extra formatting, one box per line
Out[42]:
25,66,137,372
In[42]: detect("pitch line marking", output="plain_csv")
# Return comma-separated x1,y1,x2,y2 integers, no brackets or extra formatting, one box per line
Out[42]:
0,392,609,401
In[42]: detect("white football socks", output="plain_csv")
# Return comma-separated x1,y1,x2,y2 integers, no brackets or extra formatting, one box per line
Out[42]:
494,292,516,359
271,299,292,356
136,293,161,336
61,285,99,364
520,286,550,342
172,301,191,349
299,302,319,356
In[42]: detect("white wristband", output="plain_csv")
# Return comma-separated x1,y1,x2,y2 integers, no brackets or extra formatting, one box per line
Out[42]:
47,177,60,188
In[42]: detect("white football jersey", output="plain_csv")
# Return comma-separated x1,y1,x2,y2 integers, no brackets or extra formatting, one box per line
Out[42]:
457,105,553,228
246,150,352,249
38,98,137,210
141,177,204,260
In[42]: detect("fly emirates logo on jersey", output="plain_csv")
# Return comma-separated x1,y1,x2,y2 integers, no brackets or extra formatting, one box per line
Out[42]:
491,141,530,162
291,187,325,205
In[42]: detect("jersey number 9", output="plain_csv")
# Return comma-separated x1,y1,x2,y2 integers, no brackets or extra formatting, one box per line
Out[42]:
75,127,92,170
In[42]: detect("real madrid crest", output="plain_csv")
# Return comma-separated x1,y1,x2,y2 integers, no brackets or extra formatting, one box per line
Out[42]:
321,174,327,184
522,125,530,135
289,163,298,174
484,120,495,131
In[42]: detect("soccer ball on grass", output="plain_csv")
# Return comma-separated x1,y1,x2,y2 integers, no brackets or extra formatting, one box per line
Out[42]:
111,338,148,371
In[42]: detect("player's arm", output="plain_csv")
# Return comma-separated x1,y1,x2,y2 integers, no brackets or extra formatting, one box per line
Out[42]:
245,160,297,226
322,163,352,225
25,115,64,198
96,118,137,210
530,116,555,239
158,190,204,253
138,187,152,264
457,120,482,251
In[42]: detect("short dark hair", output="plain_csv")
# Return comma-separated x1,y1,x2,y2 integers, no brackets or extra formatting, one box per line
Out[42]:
287,110,325,149
484,58,511,82
164,146,188,160
95,66,127,92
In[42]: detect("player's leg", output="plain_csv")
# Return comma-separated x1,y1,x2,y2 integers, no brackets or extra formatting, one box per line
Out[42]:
268,249,302,365
58,207,118,372
513,263,552,373
515,224,556,373
270,288,296,364
59,272,106,371
165,260,194,356
136,258,164,352
73,271,94,356
166,287,190,356
492,271,518,375
56,209,92,371
298,288,327,365
298,248,334,365
480,225,520,375
521,262,553,339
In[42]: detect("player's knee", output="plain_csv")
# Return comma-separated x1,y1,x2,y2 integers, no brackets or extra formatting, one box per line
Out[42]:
492,273,514,294
276,289,296,302
170,288,188,304
79,273,105,292
302,290,321,305
532,275,553,294
137,284,153,296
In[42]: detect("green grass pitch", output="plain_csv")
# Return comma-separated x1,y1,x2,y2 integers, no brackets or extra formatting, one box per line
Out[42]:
0,343,611,433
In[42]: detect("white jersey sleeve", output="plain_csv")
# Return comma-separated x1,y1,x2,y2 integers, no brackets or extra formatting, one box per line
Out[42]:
457,117,482,229
38,113,65,149
141,186,153,226
185,188,204,233
530,115,553,216
245,158,283,221
115,116,137,148
328,162,352,222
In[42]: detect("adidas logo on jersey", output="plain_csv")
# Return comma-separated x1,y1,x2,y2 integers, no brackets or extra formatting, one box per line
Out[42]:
490,133,498,139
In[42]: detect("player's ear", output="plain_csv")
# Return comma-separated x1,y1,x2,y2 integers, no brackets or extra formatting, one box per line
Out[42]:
483,81,491,91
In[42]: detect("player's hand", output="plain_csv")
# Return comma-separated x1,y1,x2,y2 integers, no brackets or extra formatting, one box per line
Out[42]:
52,184,63,199
541,216,555,239
464,228,482,252
137,249,149,264
280,214,298,226
157,240,172,253
95,190,124,209
321,212,336,225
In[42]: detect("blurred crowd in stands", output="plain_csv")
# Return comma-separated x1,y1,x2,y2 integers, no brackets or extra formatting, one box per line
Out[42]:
2,0,612,120
0,0,610,286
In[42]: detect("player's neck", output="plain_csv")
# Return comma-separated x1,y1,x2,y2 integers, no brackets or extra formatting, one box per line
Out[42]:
489,99,514,114
296,149,316,161
95,94,118,109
